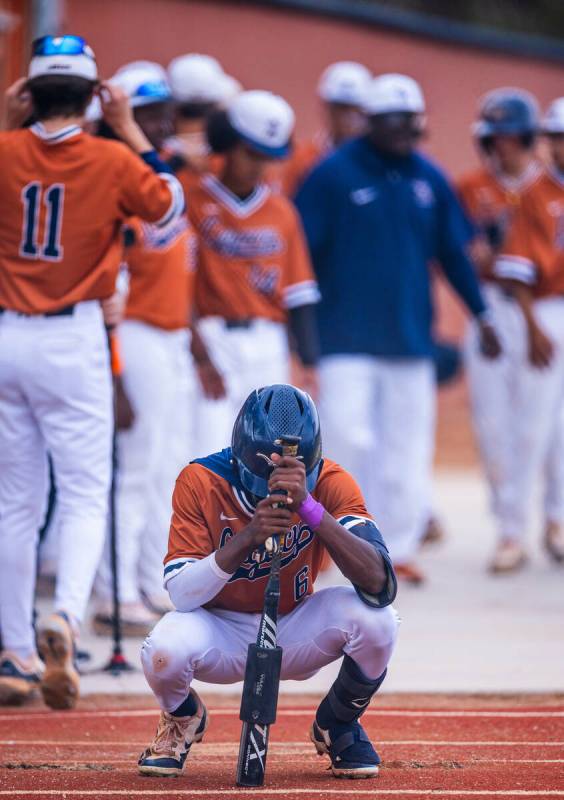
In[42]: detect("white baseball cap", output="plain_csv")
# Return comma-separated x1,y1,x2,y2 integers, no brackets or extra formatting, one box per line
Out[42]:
227,90,295,158
542,98,564,134
28,35,98,81
218,74,243,103
318,61,372,106
363,73,425,115
168,53,226,103
110,61,171,108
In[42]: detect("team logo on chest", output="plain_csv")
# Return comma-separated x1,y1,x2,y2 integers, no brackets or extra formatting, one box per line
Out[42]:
411,179,435,208
219,524,314,582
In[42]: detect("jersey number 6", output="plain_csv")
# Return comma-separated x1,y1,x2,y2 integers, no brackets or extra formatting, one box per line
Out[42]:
20,181,65,261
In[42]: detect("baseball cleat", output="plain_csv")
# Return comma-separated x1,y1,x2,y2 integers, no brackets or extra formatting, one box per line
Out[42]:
544,522,564,563
92,601,160,638
37,612,80,710
489,540,527,574
310,719,380,779
0,651,43,706
138,690,208,777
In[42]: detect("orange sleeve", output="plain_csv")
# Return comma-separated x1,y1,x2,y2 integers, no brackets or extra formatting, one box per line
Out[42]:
315,462,373,526
494,198,547,287
165,467,215,572
116,145,183,227
281,201,321,309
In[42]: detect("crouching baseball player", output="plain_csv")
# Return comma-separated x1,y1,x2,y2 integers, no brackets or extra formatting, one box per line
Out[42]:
138,384,398,779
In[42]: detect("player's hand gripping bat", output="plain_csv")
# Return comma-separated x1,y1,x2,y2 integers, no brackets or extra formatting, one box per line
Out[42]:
236,435,301,787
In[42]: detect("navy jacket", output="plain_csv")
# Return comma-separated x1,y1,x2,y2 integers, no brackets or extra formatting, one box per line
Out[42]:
295,137,486,358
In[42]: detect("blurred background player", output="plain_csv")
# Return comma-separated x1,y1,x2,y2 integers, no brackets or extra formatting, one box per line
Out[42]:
92,61,199,635
296,73,501,584
486,97,564,571
0,35,184,708
189,89,321,454
166,53,240,196
457,88,555,572
277,60,371,197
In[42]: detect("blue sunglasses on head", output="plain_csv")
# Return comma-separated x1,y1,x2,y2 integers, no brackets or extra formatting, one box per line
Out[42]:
32,35,94,58
136,81,172,102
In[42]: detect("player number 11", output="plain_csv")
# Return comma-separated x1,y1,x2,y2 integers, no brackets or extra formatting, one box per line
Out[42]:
20,181,65,261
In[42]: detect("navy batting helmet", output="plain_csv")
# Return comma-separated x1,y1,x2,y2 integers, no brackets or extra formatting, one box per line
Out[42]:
474,88,539,143
231,384,322,498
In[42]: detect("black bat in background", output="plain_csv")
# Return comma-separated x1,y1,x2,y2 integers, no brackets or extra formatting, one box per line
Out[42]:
236,435,301,787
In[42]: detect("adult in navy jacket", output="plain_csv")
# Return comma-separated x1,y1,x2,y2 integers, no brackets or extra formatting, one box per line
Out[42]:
295,74,501,583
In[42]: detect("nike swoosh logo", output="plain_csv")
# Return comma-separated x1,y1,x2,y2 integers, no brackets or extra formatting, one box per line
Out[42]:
351,698,370,709
220,512,238,521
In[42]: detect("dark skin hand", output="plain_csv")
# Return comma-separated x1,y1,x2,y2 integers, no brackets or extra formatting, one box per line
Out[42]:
509,281,554,368
215,454,388,596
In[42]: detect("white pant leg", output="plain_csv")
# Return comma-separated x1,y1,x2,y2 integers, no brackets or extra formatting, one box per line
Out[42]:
464,285,518,527
97,322,183,603
141,587,399,711
1,303,112,631
195,318,289,455
319,356,377,508
503,297,564,539
0,322,48,658
371,359,435,564
544,401,564,526
278,587,399,681
138,331,198,597
35,306,112,624
141,607,260,711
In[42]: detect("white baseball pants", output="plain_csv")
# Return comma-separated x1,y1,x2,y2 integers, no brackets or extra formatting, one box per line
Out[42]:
96,321,197,604
194,317,289,455
501,296,564,539
141,586,399,712
319,356,435,564
466,288,564,539
0,302,112,659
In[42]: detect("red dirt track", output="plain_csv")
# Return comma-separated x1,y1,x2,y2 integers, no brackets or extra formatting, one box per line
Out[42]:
1,696,564,799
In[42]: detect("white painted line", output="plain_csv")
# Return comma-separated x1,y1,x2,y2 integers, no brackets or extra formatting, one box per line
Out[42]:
1,707,563,721
1,739,563,747
3,757,563,765
2,789,564,796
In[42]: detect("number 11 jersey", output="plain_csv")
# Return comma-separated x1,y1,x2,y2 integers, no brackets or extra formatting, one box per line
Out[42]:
0,123,179,314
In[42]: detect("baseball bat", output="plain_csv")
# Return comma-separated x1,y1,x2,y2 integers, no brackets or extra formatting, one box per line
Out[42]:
236,435,301,787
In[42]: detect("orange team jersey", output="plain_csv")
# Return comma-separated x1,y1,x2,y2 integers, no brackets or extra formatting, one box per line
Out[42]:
124,216,197,330
189,175,320,322
457,163,543,280
267,135,330,197
165,453,376,615
0,123,178,314
175,153,224,200
495,170,564,297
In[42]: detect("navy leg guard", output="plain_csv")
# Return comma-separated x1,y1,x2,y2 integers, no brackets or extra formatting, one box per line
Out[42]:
316,655,387,728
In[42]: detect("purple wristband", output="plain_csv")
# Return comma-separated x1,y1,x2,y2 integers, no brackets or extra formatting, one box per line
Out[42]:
298,493,325,530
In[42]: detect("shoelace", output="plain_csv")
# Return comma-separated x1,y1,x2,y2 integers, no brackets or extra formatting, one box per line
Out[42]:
153,716,188,757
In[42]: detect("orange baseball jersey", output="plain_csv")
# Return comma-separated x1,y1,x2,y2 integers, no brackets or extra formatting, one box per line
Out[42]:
164,451,376,615
0,124,181,314
495,170,564,297
175,153,224,200
457,163,543,279
189,175,320,322
279,136,330,197
124,216,196,330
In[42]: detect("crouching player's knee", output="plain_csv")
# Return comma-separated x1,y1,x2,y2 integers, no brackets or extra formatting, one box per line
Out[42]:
141,611,195,686
343,590,400,680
